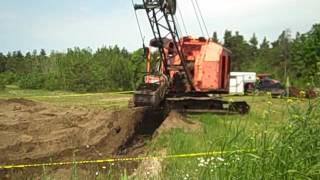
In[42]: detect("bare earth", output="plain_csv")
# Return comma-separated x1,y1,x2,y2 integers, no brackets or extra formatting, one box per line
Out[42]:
0,98,149,178
0,98,200,179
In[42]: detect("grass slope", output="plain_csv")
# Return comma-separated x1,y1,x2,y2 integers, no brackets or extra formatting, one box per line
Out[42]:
0,85,132,108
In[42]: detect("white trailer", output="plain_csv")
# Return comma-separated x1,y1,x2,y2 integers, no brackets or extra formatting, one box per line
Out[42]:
229,72,256,94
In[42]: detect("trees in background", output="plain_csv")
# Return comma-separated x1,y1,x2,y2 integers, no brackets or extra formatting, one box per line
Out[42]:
0,23,319,91
0,46,145,92
290,24,320,86
222,24,320,87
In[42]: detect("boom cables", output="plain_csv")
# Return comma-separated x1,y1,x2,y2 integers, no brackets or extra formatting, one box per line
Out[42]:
131,0,145,45
174,15,184,37
194,0,210,38
190,0,210,38
131,0,210,43
177,6,189,35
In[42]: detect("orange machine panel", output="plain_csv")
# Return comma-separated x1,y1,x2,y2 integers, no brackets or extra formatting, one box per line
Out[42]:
152,36,231,93
193,42,224,91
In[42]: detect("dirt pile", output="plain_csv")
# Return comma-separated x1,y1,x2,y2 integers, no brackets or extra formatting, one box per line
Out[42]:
154,111,201,136
0,98,202,179
0,98,149,178
289,87,318,98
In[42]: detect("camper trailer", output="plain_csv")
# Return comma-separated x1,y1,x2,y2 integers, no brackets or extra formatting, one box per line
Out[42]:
229,72,256,94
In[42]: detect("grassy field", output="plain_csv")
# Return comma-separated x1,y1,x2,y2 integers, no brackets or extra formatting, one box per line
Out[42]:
150,96,320,179
0,85,132,108
0,86,319,179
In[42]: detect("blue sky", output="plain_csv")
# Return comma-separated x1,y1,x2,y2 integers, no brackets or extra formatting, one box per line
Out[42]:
0,0,320,53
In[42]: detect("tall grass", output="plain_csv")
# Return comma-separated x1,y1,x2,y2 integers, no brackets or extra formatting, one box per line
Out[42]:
151,97,320,179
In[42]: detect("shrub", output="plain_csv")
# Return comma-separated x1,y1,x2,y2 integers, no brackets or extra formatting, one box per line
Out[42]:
0,72,18,85
0,75,6,90
18,73,45,89
43,73,62,91
3,72,18,85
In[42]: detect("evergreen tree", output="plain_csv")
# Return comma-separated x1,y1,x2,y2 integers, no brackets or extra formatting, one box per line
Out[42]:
212,31,219,43
249,33,258,49
0,53,6,73
291,24,320,86
260,37,270,49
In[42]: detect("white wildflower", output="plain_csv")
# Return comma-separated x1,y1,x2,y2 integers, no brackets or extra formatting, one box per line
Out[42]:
200,158,205,163
217,157,225,162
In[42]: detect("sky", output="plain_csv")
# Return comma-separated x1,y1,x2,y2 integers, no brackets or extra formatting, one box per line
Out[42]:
0,0,320,53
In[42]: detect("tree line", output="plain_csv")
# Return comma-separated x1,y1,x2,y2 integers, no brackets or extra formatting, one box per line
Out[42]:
0,46,146,91
0,23,319,91
216,23,320,87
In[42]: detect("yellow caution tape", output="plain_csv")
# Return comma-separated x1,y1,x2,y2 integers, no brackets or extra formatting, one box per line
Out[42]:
0,149,254,170
19,91,134,99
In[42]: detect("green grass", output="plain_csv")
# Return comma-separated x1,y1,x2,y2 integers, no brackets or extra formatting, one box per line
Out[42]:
0,85,132,108
150,96,320,180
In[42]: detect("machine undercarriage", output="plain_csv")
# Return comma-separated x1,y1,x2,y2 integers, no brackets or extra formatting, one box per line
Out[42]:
133,78,250,114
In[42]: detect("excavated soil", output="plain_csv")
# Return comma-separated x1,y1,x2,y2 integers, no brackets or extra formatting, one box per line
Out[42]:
0,98,200,179
154,111,202,136
0,98,167,179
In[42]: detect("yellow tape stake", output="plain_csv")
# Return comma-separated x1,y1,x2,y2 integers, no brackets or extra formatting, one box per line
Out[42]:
0,149,255,170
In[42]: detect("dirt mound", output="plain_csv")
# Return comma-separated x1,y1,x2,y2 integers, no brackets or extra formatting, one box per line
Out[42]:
0,99,150,179
0,99,201,179
154,111,202,137
289,87,318,98
2,98,37,106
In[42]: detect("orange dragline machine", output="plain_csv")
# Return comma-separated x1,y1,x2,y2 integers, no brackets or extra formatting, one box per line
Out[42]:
132,0,250,114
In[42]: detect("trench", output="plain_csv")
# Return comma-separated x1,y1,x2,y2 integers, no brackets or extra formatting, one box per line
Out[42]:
104,107,169,178
117,107,169,155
